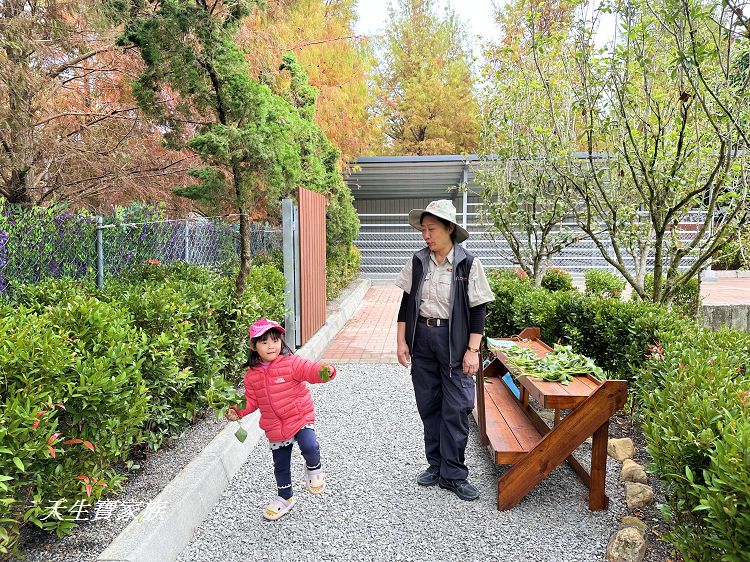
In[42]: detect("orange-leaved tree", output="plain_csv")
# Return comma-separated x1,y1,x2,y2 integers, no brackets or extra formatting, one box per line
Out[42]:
371,0,480,155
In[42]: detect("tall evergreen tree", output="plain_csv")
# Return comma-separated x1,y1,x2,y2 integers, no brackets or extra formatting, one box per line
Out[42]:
373,0,479,155
119,0,358,296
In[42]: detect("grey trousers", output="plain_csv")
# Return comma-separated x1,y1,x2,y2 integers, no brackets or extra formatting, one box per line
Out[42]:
410,321,475,480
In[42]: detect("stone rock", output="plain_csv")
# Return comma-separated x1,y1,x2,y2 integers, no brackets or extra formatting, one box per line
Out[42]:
606,527,647,562
621,459,648,484
608,437,635,461
538,409,556,425
625,482,655,510
620,516,647,536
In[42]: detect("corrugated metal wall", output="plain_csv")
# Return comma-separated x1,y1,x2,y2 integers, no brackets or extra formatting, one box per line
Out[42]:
354,194,486,279
297,188,327,346
347,156,703,280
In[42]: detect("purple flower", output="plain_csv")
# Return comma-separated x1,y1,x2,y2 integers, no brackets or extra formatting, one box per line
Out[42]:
73,257,87,277
0,231,8,270
48,259,61,276
54,212,74,227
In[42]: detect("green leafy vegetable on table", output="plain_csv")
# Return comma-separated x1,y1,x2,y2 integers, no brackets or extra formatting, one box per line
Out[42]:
488,341,605,385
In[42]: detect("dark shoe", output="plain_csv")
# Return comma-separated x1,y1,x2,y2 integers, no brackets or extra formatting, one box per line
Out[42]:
438,477,479,501
417,466,440,487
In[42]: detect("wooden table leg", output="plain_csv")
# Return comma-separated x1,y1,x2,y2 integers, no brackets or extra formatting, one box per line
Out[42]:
589,420,610,511
476,355,488,446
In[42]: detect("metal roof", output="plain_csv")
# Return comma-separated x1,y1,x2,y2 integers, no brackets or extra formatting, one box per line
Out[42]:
344,155,482,200
343,153,614,200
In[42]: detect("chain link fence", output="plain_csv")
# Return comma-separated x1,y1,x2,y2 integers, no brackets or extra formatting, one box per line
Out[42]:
0,206,282,296
355,205,707,280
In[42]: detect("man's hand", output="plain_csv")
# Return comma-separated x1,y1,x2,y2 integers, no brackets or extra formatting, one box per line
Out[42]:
397,340,411,368
225,409,240,422
463,350,480,376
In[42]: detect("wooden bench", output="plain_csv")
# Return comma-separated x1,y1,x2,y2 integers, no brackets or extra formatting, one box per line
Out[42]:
481,360,543,464
474,328,628,511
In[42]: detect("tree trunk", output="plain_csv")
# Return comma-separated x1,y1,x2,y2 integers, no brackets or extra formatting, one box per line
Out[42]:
532,259,548,287
4,170,35,206
2,8,38,208
235,208,252,297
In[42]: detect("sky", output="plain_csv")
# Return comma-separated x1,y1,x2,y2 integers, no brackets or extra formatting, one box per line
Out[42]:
353,0,618,57
354,0,503,56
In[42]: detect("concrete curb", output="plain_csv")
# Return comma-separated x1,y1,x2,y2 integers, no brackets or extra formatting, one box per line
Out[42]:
97,412,263,562
711,270,750,278
700,304,750,332
97,277,371,562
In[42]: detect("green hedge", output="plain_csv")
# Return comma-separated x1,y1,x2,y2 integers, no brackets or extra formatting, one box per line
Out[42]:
0,296,148,552
637,273,702,318
101,261,285,448
486,275,750,560
485,273,689,376
639,326,750,562
326,243,361,300
0,262,285,557
584,269,625,299
541,266,574,292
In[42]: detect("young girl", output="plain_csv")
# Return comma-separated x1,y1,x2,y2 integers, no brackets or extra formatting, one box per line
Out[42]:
225,317,336,521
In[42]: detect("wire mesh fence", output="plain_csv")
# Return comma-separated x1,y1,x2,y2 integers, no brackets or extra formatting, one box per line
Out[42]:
355,207,708,279
0,208,97,294
0,205,283,296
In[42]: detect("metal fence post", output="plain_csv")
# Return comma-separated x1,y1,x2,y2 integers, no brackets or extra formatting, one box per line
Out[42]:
293,204,301,348
96,216,104,288
184,221,191,263
462,162,469,250
282,199,297,351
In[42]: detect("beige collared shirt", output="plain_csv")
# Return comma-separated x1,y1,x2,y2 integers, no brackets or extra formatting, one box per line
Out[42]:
395,247,495,319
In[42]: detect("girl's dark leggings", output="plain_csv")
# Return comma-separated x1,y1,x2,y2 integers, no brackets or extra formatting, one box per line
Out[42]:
272,427,321,499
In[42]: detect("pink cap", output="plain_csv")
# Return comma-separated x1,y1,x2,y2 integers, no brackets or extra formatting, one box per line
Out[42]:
249,317,285,339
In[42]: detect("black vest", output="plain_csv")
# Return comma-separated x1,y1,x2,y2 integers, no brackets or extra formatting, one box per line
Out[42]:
405,245,474,369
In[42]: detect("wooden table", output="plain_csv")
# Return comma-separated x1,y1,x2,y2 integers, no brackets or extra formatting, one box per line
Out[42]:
475,328,628,511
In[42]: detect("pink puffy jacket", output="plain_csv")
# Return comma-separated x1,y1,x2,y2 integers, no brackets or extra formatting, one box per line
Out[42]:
231,354,336,442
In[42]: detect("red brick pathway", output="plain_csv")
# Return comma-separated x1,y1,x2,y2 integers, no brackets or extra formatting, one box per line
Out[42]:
321,283,401,363
701,278,750,305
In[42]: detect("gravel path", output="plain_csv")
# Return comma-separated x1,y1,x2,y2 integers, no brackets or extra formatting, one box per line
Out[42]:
178,363,626,562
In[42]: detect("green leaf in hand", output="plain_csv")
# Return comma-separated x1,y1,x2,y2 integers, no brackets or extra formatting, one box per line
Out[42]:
234,426,248,443
319,365,331,381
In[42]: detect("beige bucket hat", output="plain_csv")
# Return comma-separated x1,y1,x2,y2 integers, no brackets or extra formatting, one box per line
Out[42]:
408,199,469,243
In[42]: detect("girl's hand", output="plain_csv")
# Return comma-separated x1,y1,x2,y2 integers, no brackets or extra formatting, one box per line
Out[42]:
225,409,240,422
463,350,480,377
397,340,411,368
319,365,332,381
